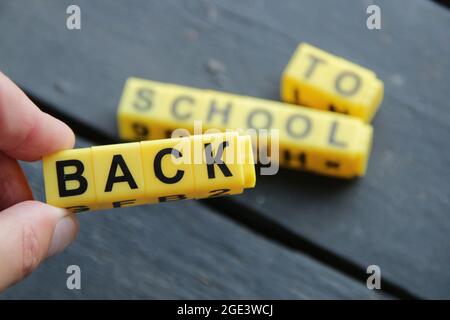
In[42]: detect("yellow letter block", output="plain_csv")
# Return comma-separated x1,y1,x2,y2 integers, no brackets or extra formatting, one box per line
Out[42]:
118,79,203,141
117,78,373,178
42,132,256,212
43,147,97,213
281,43,384,122
140,136,196,203
92,142,148,210
191,133,255,199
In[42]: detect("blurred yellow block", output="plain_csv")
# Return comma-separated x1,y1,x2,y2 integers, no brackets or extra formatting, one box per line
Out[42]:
278,107,372,177
118,79,205,140
43,132,256,212
117,78,373,178
281,43,384,122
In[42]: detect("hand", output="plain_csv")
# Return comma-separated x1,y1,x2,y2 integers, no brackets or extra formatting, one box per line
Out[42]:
0,71,78,292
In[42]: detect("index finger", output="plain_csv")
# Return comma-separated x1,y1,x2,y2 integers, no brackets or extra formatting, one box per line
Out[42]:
0,72,75,161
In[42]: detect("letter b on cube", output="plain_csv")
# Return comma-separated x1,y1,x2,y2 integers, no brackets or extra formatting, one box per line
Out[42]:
43,148,96,213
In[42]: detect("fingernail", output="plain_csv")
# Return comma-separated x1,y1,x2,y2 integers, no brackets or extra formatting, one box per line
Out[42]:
51,207,70,219
47,215,79,257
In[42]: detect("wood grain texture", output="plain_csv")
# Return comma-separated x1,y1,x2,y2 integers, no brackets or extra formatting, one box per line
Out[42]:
0,0,449,298
2,138,385,299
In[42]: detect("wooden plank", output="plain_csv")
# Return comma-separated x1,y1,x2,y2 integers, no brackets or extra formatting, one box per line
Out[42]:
2,138,385,299
0,0,449,298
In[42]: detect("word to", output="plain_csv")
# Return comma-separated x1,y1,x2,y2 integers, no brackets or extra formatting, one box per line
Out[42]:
281,43,384,122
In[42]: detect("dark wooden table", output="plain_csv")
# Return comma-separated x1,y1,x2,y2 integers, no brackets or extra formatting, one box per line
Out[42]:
1,0,449,299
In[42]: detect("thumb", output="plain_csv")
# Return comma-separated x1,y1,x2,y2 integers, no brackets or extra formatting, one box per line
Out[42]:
0,200,79,292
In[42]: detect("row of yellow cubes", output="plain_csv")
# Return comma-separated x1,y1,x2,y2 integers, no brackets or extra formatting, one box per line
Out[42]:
43,132,255,212
118,78,373,178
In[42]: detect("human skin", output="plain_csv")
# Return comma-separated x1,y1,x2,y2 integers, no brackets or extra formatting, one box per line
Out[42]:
0,71,79,292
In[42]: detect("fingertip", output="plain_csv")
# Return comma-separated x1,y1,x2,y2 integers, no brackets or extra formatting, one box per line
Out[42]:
7,113,76,162
47,214,79,258
43,112,76,150
0,201,76,291
17,200,69,220
0,71,76,160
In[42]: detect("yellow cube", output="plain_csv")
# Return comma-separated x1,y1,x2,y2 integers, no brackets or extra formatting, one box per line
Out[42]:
117,78,165,141
278,108,372,177
191,132,255,198
140,136,196,203
204,93,280,131
118,78,204,141
42,147,97,213
281,43,384,122
91,142,147,209
199,90,241,131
